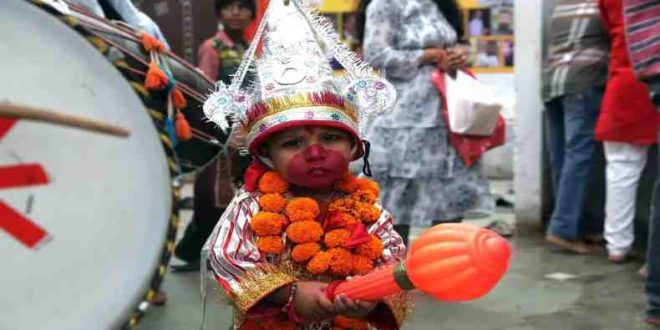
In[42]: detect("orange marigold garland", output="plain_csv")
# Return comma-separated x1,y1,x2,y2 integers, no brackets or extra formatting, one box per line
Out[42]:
285,197,320,222
356,235,384,260
352,255,375,275
328,248,353,276
324,229,351,248
329,197,356,214
307,251,332,274
259,193,287,213
256,236,284,254
291,242,321,263
355,202,381,223
251,212,286,236
286,221,323,243
258,172,290,194
252,171,384,277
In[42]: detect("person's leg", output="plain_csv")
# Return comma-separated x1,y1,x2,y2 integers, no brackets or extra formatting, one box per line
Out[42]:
544,98,565,192
173,159,225,269
546,88,602,251
603,142,648,261
647,178,660,323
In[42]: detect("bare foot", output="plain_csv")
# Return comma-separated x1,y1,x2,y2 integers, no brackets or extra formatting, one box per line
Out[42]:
607,254,629,263
645,316,660,327
546,234,592,254
639,264,649,279
151,291,167,306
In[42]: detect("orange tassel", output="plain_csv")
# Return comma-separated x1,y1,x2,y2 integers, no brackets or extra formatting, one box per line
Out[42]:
175,112,192,141
171,86,188,109
145,61,168,90
141,33,165,52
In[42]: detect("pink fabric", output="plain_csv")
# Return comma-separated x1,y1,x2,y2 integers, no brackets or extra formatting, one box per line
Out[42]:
197,31,236,82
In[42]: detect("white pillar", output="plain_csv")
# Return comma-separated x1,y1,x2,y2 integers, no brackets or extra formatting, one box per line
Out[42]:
513,0,545,227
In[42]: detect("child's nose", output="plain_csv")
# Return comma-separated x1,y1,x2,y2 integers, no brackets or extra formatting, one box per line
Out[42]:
304,144,326,161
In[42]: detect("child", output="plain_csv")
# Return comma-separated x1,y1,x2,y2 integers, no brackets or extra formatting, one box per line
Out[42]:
197,0,255,84
202,0,405,328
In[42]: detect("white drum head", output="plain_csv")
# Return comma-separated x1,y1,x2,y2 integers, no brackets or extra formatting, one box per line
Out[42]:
0,1,173,329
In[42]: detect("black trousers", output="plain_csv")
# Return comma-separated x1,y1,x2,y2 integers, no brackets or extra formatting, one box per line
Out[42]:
174,161,227,263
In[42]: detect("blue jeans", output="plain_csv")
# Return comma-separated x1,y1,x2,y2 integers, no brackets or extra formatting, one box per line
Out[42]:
545,88,603,240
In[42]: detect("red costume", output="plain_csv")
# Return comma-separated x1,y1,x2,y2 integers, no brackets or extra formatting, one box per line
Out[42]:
594,0,658,145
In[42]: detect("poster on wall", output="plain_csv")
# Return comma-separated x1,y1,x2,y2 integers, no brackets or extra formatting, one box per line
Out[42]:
460,0,514,72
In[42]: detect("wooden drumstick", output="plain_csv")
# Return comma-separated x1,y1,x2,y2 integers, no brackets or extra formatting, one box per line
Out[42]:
0,102,130,137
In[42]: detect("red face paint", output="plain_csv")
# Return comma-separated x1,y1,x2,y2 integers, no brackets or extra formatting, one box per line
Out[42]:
284,144,349,189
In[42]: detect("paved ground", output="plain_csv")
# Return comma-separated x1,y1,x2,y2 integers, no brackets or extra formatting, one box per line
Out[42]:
136,181,656,330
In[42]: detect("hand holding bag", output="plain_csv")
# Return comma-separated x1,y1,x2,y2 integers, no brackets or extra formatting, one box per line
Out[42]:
444,70,502,136
432,69,506,167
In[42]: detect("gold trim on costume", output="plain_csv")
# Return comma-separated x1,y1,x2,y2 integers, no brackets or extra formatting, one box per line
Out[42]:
383,292,413,327
232,263,298,312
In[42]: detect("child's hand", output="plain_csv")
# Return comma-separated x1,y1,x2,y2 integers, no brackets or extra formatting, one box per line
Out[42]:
333,294,377,319
293,282,336,323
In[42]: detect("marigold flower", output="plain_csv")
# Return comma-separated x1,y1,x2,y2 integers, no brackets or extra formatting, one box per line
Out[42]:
307,251,331,274
356,178,379,198
329,198,356,215
328,248,353,276
259,193,287,213
256,235,284,254
324,229,351,248
251,212,286,236
352,255,374,275
258,171,290,194
285,197,320,222
337,173,360,193
291,242,321,263
356,235,383,260
333,316,369,330
286,221,323,243
350,190,378,204
355,202,381,223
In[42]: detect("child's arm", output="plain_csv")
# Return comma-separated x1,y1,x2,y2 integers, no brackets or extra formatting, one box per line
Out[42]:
207,193,296,315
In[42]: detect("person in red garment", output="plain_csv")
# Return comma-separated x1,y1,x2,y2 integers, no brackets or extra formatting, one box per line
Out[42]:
594,0,659,262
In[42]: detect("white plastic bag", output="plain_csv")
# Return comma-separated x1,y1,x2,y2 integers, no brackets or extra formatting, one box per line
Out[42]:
445,71,502,136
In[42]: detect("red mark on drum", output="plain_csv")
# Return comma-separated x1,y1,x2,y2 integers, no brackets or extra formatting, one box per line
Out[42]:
0,118,17,139
0,202,50,248
0,164,49,189
0,121,51,248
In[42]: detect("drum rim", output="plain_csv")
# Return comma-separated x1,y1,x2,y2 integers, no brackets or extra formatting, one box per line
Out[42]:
28,1,181,328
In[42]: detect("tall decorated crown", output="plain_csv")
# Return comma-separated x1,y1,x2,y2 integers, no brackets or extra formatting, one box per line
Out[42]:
202,0,396,162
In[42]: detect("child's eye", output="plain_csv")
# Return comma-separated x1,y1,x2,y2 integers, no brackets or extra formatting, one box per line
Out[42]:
281,139,302,148
321,134,342,142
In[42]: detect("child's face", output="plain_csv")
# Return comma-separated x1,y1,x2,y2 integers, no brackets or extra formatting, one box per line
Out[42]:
263,126,354,189
219,2,253,32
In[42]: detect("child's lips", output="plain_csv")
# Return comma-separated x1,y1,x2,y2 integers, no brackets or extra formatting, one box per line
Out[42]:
307,167,329,176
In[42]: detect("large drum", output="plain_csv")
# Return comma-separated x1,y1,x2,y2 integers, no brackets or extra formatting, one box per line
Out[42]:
0,1,218,329
65,0,227,172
